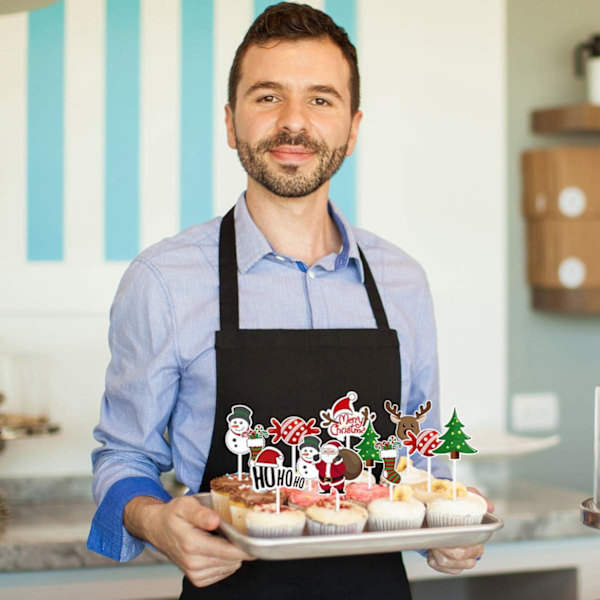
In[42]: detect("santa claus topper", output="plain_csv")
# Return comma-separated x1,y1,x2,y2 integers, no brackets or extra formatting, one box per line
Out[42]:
320,391,374,448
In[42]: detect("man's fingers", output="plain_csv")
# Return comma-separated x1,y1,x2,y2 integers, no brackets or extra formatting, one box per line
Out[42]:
182,528,255,562
435,544,483,562
178,500,220,531
186,563,243,589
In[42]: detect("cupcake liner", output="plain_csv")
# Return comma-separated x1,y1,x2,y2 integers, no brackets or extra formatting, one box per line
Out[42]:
246,520,306,538
426,512,484,528
210,491,232,524
306,516,366,536
229,504,249,534
368,513,424,531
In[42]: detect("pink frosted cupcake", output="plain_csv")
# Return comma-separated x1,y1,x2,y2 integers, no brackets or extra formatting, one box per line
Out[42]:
285,487,322,511
345,482,389,508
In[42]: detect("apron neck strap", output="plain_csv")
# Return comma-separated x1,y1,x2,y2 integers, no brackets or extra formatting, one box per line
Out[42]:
219,206,390,331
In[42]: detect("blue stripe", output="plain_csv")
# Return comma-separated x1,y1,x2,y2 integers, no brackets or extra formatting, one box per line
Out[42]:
325,0,357,224
27,1,64,261
180,0,214,229
254,0,274,17
105,0,140,261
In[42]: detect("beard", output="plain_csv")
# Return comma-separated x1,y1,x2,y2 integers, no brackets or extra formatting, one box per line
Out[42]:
235,130,348,198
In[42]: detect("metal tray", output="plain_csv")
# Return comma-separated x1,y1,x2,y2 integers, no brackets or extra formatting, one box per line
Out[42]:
195,493,504,561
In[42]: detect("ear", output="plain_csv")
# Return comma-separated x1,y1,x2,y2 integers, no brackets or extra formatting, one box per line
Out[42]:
389,415,400,424
225,104,237,150
416,415,426,423
345,110,363,157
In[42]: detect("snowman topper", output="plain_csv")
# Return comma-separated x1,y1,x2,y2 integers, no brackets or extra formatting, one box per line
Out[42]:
225,404,253,479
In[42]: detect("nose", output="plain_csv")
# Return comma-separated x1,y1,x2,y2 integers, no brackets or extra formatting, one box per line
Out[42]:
276,97,309,135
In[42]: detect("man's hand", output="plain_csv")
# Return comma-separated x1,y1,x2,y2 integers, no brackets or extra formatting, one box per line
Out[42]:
426,487,493,575
124,495,254,588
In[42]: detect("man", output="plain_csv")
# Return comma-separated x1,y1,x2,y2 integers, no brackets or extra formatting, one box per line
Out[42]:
88,3,491,598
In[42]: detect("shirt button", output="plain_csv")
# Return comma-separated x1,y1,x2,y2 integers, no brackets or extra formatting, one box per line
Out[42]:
308,270,316,279
275,255,285,262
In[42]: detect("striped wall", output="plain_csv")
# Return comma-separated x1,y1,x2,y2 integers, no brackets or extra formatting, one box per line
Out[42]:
1,0,356,266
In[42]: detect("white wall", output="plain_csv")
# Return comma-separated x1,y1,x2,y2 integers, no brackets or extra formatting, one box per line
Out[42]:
0,0,506,477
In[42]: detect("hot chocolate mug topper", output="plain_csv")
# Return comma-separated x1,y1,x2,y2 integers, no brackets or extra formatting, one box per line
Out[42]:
223,398,477,506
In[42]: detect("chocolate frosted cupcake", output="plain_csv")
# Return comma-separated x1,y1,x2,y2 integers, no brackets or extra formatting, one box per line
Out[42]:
305,498,367,536
229,488,288,534
245,504,306,538
209,473,251,524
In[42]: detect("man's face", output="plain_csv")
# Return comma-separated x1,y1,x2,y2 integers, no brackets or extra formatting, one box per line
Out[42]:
225,37,362,198
321,444,339,463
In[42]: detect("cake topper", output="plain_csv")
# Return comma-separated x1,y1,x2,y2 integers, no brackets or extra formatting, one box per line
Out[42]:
354,418,381,489
225,404,253,480
385,399,433,482
251,446,306,512
267,415,321,472
320,391,374,448
297,435,321,490
376,435,403,485
434,408,477,500
404,428,442,493
247,425,270,466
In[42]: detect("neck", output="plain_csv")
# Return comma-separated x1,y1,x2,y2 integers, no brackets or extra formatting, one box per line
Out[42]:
245,179,342,267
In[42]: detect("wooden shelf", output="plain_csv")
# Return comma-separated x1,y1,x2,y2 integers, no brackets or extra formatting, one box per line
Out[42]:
532,103,600,133
532,288,600,314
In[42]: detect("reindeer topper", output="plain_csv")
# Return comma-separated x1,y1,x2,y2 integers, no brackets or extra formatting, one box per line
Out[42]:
384,399,432,441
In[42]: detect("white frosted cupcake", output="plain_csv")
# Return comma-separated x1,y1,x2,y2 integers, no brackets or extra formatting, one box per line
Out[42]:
367,485,425,531
245,504,306,538
306,499,368,536
229,488,286,534
426,491,487,527
391,457,428,487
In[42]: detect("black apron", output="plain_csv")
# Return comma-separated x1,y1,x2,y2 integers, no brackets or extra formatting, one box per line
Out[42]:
180,207,412,599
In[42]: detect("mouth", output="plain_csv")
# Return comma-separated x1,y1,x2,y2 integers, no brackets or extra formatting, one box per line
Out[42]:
269,145,315,163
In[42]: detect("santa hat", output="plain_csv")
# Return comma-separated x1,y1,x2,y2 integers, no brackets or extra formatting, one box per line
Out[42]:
332,391,358,418
322,440,343,451
299,436,321,451
255,447,284,466
227,404,253,424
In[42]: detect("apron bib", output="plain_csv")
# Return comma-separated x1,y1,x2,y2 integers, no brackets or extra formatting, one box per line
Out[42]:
180,207,413,599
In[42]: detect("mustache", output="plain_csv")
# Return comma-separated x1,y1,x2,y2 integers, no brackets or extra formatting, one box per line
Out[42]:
255,132,326,154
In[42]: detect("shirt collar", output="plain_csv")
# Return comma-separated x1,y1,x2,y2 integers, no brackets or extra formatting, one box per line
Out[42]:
233,192,365,283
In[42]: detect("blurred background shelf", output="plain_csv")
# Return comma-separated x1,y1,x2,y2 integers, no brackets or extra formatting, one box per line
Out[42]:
532,103,600,133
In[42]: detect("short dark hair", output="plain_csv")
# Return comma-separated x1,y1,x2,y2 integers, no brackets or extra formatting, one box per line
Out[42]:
228,2,360,114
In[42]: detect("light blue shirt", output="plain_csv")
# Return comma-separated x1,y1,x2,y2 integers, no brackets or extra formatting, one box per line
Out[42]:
87,193,449,561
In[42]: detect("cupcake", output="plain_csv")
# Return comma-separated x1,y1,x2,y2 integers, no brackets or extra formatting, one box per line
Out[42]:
285,487,322,510
345,482,389,508
367,485,425,531
391,457,428,487
245,503,306,538
229,488,287,534
209,473,251,523
413,478,467,505
426,491,487,527
305,498,368,536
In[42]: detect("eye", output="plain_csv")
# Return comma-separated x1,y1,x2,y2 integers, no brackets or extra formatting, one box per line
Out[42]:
259,95,279,103
311,97,330,106
402,423,407,428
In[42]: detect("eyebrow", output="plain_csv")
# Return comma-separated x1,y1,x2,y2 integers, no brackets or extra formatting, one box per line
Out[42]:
244,80,344,103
